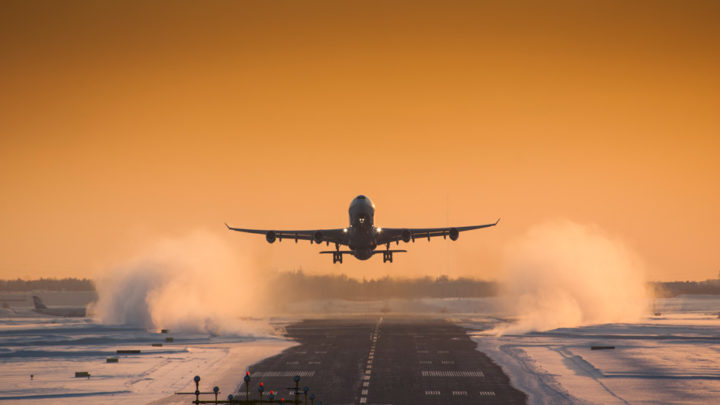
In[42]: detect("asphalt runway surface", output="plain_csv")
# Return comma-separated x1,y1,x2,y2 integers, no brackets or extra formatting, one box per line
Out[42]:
241,317,526,404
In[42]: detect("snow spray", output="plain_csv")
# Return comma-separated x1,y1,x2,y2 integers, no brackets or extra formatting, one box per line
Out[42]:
90,231,273,336
494,219,649,335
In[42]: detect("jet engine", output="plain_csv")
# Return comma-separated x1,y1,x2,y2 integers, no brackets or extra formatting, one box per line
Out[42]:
314,231,323,244
401,229,411,243
449,228,459,241
266,231,277,243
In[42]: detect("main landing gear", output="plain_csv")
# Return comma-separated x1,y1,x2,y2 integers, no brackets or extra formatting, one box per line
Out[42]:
382,251,393,263
332,251,343,264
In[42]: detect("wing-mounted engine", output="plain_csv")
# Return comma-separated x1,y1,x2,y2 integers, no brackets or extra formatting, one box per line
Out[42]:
313,231,323,244
265,231,276,243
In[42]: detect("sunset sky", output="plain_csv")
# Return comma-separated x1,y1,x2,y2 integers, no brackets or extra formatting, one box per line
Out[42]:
1,0,718,281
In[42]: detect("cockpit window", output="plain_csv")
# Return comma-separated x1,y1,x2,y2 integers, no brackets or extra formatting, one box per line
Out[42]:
356,195,366,200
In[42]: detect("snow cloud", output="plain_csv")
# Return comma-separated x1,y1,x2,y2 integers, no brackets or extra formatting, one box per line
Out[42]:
495,219,649,334
90,231,273,336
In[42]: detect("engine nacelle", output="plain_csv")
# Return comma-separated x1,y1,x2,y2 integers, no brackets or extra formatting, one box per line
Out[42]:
266,231,277,243
449,228,459,241
401,229,411,243
314,231,323,244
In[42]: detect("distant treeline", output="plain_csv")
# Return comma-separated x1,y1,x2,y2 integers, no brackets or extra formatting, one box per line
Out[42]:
4,275,720,299
271,271,498,301
650,279,720,298
0,278,95,291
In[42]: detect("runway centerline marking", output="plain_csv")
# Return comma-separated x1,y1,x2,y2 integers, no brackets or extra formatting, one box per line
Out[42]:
358,317,382,405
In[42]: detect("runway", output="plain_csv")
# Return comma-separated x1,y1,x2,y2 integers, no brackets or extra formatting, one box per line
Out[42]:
243,317,526,404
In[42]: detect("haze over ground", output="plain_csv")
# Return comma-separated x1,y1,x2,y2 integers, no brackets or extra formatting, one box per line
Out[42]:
1,1,718,281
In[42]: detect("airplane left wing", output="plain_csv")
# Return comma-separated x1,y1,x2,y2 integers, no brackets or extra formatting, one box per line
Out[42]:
376,219,500,245
225,224,349,245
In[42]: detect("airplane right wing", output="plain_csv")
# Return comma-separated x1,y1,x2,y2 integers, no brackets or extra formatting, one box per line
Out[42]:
376,219,500,245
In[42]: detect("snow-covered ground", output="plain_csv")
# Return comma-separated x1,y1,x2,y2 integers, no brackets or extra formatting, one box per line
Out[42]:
3,294,720,404
0,316,293,404
464,295,720,405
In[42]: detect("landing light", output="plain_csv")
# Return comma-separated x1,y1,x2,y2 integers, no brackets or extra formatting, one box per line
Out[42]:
376,227,382,233
343,228,348,233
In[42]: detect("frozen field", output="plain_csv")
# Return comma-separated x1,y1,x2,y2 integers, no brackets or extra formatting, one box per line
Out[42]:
465,295,720,405
0,316,293,404
1,295,719,404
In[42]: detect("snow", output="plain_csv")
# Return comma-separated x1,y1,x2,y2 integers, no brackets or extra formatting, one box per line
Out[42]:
0,317,294,404
466,295,720,405
4,294,720,404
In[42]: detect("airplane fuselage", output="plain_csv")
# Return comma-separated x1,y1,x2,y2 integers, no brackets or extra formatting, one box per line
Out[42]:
347,195,377,260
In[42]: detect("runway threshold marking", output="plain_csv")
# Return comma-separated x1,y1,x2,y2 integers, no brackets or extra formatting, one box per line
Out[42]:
479,391,496,396
421,370,484,377
452,391,468,396
252,371,316,377
424,390,440,396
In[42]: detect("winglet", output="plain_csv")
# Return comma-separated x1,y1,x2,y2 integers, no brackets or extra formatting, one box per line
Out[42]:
495,217,501,225
224,222,231,230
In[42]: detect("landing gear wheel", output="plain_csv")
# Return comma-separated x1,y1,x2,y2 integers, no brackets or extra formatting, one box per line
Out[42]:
332,252,343,264
382,251,393,263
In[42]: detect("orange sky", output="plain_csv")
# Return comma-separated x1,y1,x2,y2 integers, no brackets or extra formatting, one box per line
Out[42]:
1,0,718,281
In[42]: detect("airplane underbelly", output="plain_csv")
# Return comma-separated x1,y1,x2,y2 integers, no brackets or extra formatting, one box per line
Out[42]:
349,231,376,251
353,249,374,260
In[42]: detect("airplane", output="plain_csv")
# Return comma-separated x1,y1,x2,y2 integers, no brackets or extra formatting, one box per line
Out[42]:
32,296,86,317
226,195,499,263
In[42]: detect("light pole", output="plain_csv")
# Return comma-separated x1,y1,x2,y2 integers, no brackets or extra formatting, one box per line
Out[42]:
293,375,300,404
193,376,201,405
244,372,251,401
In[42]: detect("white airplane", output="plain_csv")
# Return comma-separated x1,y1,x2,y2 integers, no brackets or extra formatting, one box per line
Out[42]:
32,296,86,317
226,195,499,263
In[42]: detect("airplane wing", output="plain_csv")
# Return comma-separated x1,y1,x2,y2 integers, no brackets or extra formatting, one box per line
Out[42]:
376,219,500,245
225,224,349,245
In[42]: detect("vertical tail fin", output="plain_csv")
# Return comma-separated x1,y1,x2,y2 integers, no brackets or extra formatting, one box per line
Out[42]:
32,296,47,310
